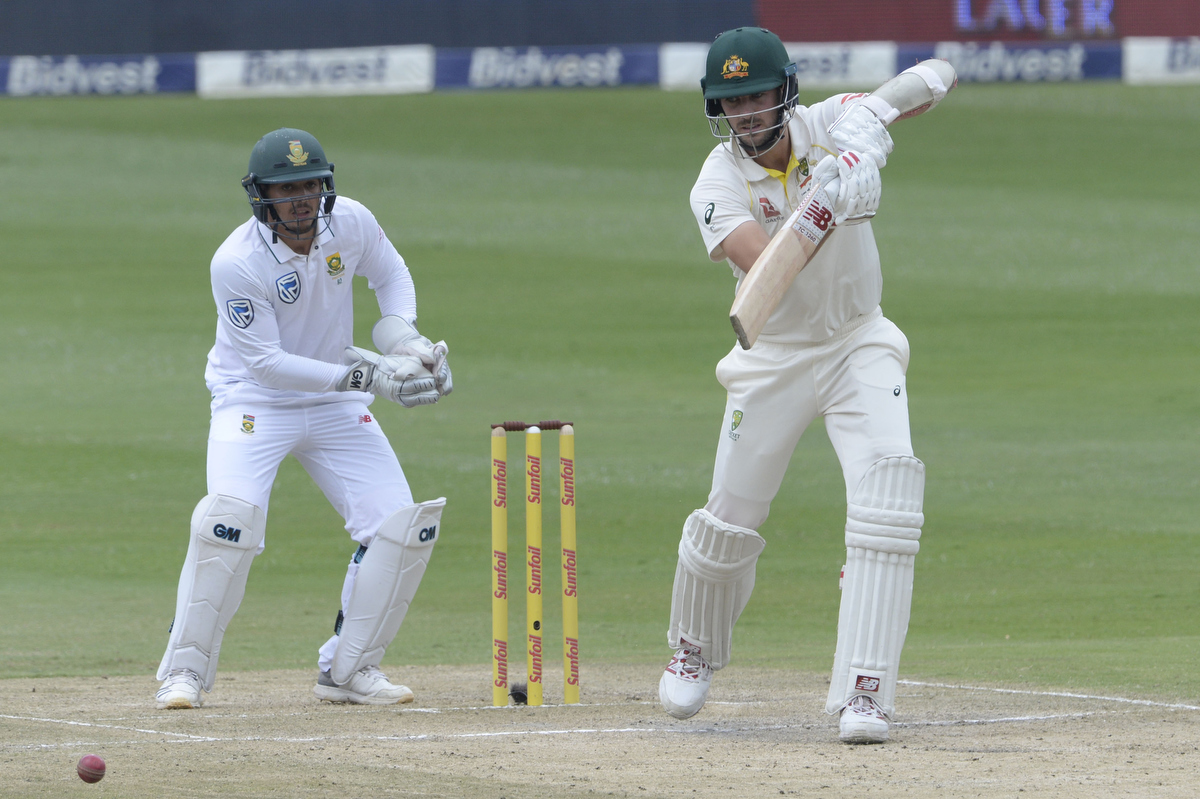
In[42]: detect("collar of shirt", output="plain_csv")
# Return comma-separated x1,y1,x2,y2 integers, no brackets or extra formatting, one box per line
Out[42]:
254,217,337,264
729,112,813,184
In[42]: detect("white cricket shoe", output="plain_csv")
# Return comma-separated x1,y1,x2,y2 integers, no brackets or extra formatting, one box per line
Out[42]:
839,694,890,743
658,643,712,719
314,666,415,705
156,668,204,710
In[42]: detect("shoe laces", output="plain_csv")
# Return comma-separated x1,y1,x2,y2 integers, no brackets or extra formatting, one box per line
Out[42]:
163,668,201,688
667,646,711,682
845,694,886,719
356,665,389,685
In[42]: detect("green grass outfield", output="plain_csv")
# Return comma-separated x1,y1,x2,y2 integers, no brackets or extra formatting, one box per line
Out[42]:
0,84,1196,699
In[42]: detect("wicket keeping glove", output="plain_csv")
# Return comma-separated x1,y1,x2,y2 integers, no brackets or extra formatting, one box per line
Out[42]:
337,346,439,408
373,315,453,397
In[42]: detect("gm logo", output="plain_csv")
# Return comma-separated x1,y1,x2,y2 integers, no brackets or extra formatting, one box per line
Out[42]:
275,271,301,304
213,523,242,543
347,368,368,390
418,525,438,542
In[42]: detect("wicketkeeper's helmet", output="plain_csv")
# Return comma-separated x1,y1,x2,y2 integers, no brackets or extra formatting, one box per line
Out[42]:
241,128,337,227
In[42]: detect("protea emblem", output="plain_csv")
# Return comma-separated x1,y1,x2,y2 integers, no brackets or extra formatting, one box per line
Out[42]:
731,410,743,431
286,140,309,166
326,252,344,277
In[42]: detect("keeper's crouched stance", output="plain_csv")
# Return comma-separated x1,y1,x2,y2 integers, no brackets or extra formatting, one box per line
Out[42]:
659,27,933,744
156,128,453,710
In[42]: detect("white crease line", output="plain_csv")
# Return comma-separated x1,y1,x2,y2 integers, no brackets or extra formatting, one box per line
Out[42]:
0,714,218,741
1,724,800,750
899,681,1200,711
894,711,1098,728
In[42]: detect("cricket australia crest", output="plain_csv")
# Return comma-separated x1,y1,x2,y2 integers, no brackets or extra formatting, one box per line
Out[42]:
722,55,749,79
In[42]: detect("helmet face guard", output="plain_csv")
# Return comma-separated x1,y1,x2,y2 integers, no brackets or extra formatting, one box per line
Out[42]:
701,28,799,158
242,128,337,243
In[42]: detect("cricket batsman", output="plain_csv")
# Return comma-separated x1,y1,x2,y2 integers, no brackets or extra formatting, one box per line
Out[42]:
659,28,952,742
155,128,453,709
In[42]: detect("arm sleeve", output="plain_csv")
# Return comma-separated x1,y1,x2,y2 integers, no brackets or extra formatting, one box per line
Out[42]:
690,158,758,264
211,255,348,392
352,204,418,324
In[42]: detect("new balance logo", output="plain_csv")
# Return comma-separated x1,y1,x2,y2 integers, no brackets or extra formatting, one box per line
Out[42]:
855,675,880,692
213,523,241,542
803,204,833,231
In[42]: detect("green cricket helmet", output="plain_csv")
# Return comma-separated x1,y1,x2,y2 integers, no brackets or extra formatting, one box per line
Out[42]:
701,28,799,152
241,128,337,231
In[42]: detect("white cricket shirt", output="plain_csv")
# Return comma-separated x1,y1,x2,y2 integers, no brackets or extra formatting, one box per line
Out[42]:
205,196,417,410
690,94,884,344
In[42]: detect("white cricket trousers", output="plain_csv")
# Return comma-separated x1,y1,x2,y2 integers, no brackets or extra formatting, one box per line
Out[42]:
207,399,414,547
706,309,914,530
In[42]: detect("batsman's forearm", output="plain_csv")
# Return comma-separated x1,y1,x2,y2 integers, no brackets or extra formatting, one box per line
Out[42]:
858,60,958,126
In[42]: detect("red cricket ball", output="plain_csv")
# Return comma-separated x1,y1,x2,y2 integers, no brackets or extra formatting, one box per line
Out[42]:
77,754,106,783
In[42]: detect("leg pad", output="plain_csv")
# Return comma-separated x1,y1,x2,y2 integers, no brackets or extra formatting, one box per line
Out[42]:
329,498,445,685
667,509,765,671
827,456,924,717
157,494,265,691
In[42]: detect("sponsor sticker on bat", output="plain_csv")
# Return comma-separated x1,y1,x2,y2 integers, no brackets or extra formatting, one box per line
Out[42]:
792,186,834,244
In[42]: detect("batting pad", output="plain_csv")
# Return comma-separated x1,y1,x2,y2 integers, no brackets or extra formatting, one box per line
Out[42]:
826,456,925,717
158,494,265,691
668,509,766,671
329,498,445,685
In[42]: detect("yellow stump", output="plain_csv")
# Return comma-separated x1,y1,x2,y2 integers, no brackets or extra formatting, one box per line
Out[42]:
525,426,544,707
559,425,580,704
490,428,509,707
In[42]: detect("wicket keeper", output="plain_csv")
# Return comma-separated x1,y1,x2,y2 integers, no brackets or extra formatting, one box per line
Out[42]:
155,128,452,709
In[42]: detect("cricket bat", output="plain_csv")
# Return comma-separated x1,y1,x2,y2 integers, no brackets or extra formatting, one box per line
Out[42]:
728,59,957,350
729,182,835,350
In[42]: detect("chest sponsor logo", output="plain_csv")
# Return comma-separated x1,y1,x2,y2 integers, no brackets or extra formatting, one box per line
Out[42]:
722,55,749,79
758,197,782,220
226,298,254,329
286,140,309,166
704,202,714,225
326,252,345,277
275,271,301,304
241,414,255,434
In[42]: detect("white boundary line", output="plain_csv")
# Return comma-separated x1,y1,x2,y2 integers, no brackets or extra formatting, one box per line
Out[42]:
898,680,1200,711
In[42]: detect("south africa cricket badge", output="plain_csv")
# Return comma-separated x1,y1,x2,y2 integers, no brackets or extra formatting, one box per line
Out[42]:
325,252,344,278
241,414,256,435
